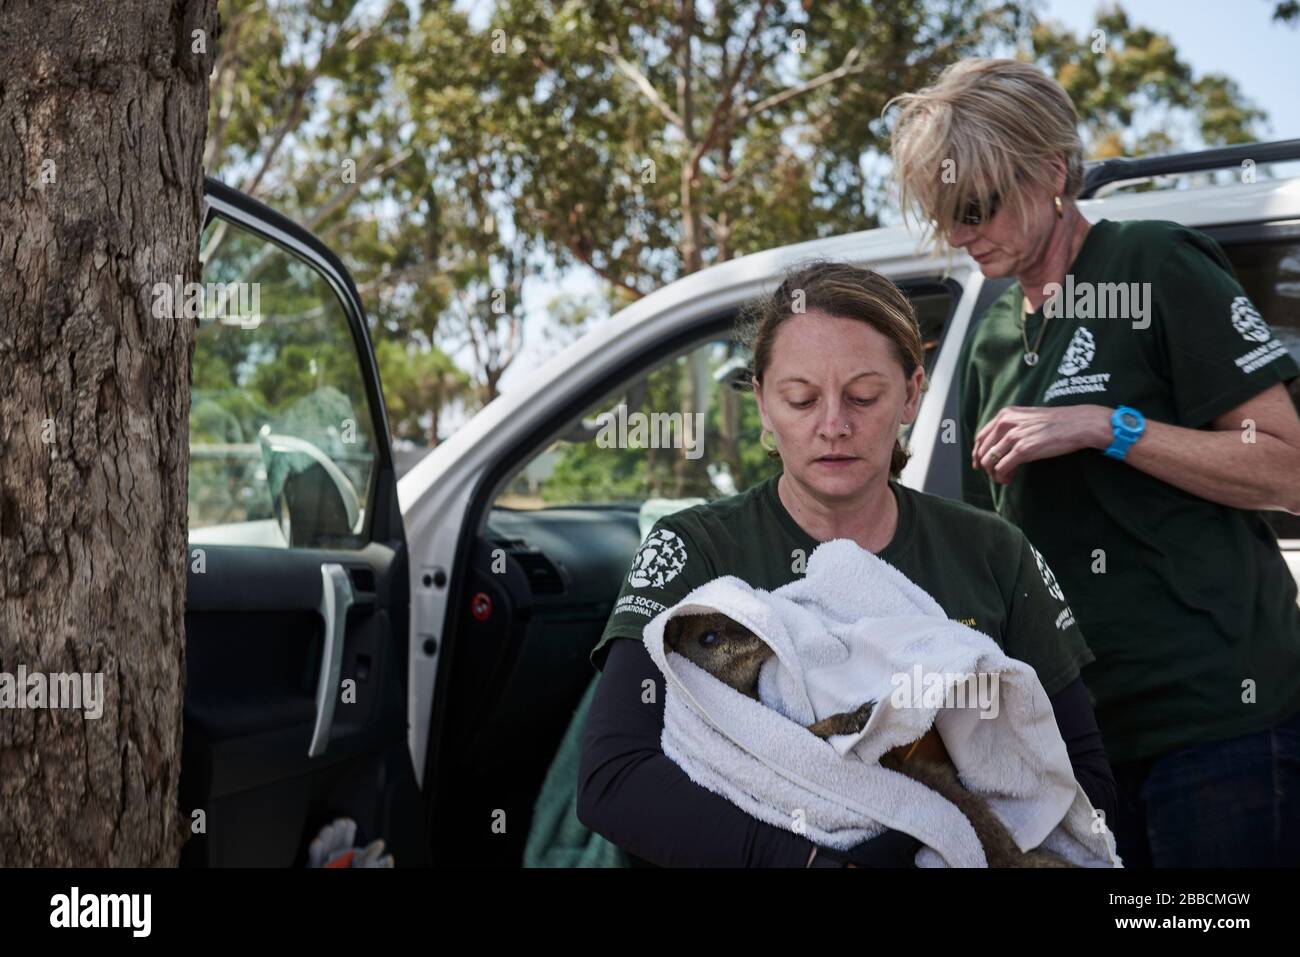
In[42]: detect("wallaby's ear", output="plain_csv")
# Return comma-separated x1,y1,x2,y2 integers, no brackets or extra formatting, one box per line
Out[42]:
663,616,681,650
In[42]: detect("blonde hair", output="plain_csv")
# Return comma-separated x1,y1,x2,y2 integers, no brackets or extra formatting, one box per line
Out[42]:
886,58,1084,246
737,260,924,478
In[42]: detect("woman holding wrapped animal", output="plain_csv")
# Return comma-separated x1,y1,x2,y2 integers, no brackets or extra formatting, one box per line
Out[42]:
577,261,1117,867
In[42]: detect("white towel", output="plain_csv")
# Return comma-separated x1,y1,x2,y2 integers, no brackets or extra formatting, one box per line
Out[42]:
642,538,1121,868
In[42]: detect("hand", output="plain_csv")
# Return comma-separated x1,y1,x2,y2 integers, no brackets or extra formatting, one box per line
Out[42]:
808,829,922,867
972,404,1112,485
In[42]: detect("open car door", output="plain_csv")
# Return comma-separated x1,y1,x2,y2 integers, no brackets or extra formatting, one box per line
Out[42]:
180,179,427,866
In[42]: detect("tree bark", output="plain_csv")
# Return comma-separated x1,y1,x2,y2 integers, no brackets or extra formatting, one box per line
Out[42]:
0,0,216,865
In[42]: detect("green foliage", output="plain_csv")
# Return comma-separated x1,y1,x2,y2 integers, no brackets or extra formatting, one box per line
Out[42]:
1031,7,1264,158
374,337,471,444
414,0,1025,297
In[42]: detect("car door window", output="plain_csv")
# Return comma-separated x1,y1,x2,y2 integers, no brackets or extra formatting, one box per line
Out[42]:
910,281,960,378
496,281,958,512
497,336,775,511
188,216,380,549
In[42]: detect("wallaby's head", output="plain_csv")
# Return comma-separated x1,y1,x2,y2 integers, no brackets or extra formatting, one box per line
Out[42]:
662,611,773,697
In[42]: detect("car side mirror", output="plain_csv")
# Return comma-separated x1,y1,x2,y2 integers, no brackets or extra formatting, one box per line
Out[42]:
258,428,362,547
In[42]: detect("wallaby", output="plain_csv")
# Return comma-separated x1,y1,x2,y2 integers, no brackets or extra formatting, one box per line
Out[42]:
663,611,1075,868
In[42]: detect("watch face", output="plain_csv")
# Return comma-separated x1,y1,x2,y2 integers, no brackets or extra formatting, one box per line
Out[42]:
1121,412,1140,429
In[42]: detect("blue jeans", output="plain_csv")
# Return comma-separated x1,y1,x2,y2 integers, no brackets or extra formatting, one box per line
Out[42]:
1111,708,1300,866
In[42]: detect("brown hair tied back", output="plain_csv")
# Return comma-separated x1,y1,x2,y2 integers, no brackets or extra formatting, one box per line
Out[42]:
736,260,925,479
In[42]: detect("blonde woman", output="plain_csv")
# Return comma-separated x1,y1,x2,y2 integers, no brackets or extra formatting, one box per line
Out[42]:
577,261,1114,867
890,58,1300,866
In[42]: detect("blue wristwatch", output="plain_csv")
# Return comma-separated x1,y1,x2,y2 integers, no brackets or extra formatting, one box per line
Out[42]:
1105,406,1145,460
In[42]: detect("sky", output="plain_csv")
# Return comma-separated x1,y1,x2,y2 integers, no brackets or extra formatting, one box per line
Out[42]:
467,0,1300,403
1042,0,1299,138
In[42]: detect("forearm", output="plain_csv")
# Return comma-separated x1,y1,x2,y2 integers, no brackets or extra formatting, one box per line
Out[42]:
1048,676,1117,826
576,637,813,868
1076,404,1300,513
977,398,1300,512
1120,419,1300,513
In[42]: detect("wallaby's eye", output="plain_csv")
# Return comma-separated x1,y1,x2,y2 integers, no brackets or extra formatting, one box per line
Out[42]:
699,630,718,647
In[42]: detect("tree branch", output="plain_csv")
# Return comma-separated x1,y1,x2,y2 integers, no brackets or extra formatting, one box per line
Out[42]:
567,236,644,299
739,39,869,122
308,146,413,231
596,38,684,130
239,79,310,197
691,0,770,172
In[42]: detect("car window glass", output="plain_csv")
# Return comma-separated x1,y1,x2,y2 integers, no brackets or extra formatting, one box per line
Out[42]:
187,215,379,549
496,283,956,512
497,338,776,511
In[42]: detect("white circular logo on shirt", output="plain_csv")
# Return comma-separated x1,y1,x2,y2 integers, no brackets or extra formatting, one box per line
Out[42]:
1030,544,1066,602
628,528,689,588
1056,327,1096,377
1230,296,1270,343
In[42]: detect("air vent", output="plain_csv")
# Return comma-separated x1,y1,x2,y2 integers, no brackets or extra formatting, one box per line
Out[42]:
512,551,566,595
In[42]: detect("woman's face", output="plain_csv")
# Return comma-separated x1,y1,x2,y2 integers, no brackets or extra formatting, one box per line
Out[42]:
754,310,923,500
946,165,1063,278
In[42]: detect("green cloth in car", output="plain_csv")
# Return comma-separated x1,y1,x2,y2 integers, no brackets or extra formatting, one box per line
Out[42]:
523,673,629,868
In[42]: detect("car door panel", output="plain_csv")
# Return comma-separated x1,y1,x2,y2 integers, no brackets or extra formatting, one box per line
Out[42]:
181,180,426,867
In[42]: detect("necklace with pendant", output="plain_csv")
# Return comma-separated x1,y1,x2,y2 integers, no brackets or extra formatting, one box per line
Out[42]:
1020,293,1049,367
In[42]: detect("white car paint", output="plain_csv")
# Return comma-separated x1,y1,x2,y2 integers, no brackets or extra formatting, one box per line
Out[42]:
398,175,1300,781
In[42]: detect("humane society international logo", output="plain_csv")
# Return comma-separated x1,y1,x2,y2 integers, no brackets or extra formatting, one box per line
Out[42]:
1227,295,1289,373
1030,543,1066,602
1029,543,1076,631
1230,296,1271,343
1056,327,1096,377
628,528,689,588
1044,326,1109,402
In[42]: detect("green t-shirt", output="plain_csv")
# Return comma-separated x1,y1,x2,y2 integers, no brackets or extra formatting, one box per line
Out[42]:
591,474,1095,703
958,218,1300,764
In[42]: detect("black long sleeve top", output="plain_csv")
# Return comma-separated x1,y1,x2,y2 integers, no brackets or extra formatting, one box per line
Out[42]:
576,636,1118,867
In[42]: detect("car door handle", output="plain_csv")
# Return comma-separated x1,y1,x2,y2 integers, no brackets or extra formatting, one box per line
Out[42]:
309,563,355,758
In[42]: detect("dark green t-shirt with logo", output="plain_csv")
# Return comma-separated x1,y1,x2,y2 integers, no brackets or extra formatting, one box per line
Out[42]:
958,217,1300,764
591,474,1095,704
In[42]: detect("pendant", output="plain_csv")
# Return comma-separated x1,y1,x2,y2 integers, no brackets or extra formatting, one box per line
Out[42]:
1023,352,1038,367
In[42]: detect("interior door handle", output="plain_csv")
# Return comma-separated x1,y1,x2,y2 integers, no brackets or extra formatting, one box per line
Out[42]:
309,563,355,757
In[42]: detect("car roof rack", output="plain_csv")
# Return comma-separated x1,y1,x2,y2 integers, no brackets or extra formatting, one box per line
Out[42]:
1079,138,1300,199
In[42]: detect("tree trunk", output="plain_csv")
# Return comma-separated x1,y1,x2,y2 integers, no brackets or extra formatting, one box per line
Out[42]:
0,0,216,865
